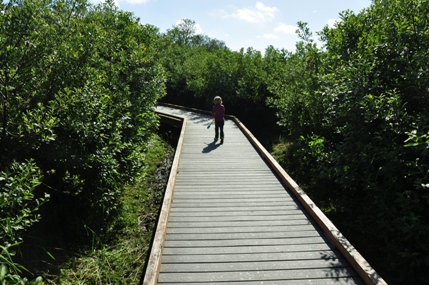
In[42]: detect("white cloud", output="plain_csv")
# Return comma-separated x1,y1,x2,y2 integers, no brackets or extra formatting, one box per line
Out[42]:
91,0,149,7
229,1,278,23
255,2,277,14
327,18,341,28
194,23,203,34
263,33,278,39
124,0,149,4
274,23,297,34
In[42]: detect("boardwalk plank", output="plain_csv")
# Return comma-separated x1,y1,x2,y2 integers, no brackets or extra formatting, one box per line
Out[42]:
171,202,300,208
172,190,291,196
162,243,335,255
166,224,319,234
164,236,329,247
168,213,308,222
165,230,325,241
172,193,295,200
169,205,303,212
167,220,314,228
160,259,352,272
168,210,306,217
158,278,363,285
146,106,369,285
157,267,361,283
171,197,297,203
160,251,342,263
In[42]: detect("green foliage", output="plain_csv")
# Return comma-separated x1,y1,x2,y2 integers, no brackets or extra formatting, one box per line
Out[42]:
269,1,429,283
159,20,231,109
1,245,44,285
51,134,173,285
0,161,47,247
159,22,278,135
267,22,325,139
0,0,165,280
1,0,164,228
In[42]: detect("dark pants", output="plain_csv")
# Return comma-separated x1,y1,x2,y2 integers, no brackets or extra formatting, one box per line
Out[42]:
215,121,224,139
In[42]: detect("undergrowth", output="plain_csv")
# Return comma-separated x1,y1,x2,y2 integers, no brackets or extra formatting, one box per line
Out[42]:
270,138,392,283
47,134,174,284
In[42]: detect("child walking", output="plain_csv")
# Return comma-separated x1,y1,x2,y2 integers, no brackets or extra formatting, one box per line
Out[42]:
211,96,225,144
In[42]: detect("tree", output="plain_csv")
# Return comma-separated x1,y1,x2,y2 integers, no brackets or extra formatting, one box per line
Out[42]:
0,0,165,278
270,1,429,282
165,18,199,46
267,22,324,139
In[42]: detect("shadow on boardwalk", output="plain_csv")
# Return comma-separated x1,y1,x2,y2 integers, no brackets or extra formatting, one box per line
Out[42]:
202,141,221,153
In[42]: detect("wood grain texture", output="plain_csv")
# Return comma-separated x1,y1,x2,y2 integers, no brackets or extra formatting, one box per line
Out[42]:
142,112,186,285
141,105,386,285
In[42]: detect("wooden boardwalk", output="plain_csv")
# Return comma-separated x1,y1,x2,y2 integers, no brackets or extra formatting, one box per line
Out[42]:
143,105,386,285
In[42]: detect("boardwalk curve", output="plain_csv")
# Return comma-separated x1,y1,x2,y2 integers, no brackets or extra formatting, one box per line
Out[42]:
142,104,386,285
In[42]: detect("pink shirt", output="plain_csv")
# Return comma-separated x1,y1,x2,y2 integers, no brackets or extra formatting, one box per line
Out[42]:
212,103,225,122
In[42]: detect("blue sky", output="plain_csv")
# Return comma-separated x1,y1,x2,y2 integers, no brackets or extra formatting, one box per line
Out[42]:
93,0,372,52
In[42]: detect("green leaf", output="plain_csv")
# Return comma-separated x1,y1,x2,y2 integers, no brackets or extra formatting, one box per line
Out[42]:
0,264,8,280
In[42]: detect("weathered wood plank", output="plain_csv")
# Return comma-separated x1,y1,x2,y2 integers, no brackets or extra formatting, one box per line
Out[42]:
169,205,303,212
160,259,351,273
157,267,361,283
172,190,291,196
166,224,319,234
160,250,342,263
162,243,335,255
167,219,314,228
171,202,298,207
171,197,297,203
142,112,186,285
178,164,271,170
164,230,325,241
164,236,329,247
168,209,305,217
157,278,364,285
175,171,275,176
171,201,297,207
174,181,285,187
144,105,384,285
173,184,286,190
168,213,308,222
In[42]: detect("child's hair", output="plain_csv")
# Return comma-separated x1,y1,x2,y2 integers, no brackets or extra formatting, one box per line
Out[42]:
214,96,222,104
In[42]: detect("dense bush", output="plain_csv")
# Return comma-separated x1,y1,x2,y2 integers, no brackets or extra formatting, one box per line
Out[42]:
268,1,429,283
0,0,164,279
158,20,278,134
0,161,46,247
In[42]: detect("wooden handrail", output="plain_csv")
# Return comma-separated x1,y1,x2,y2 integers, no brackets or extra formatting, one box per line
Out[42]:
231,115,387,285
142,111,187,285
